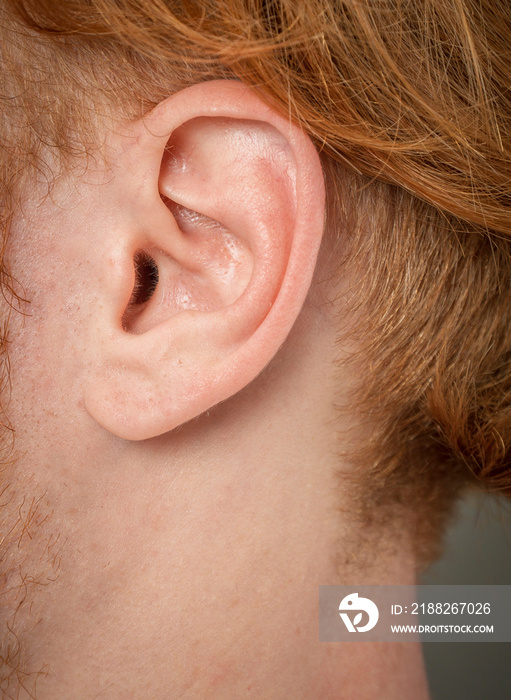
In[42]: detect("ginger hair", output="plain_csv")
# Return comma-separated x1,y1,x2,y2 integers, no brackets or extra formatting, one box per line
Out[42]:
1,0,511,559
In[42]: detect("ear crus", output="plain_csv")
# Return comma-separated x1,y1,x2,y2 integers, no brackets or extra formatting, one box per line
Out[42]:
83,81,325,440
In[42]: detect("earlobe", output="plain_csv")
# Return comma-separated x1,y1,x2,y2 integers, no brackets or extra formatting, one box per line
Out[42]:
83,81,325,440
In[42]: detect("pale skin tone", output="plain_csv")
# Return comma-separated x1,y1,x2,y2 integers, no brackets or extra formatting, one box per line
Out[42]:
1,81,429,699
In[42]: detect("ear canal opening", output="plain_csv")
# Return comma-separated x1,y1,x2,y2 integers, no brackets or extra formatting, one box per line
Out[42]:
131,251,159,305
122,250,159,332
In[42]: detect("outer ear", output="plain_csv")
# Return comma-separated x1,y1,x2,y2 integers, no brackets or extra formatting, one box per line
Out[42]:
84,80,325,440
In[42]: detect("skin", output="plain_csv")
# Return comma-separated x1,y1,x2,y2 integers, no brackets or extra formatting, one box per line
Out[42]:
0,83,429,699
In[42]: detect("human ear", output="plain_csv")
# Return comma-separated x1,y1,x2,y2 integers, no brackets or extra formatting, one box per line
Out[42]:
83,80,325,440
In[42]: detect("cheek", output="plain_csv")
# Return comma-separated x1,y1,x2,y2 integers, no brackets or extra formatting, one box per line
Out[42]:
4,200,99,447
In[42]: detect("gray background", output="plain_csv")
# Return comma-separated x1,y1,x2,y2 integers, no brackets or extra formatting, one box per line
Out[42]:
420,491,511,699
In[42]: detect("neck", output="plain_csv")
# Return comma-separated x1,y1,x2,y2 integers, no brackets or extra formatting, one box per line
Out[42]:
2,295,428,698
